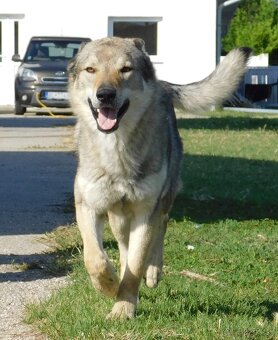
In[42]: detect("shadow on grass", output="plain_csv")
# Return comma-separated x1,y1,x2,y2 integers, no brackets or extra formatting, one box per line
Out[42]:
185,299,278,321
182,299,278,321
141,286,278,322
177,116,278,131
172,154,278,223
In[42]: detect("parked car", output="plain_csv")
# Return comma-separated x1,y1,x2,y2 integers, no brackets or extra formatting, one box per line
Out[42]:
12,36,91,115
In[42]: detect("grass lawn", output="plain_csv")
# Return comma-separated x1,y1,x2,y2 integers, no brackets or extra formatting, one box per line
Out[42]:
25,110,278,339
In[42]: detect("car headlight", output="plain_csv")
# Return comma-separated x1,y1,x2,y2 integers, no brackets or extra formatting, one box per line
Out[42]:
18,68,38,81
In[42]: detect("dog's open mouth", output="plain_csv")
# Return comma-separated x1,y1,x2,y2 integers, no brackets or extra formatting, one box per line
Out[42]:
88,98,130,133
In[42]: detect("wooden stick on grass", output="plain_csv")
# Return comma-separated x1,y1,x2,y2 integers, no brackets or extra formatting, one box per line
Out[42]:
180,270,224,286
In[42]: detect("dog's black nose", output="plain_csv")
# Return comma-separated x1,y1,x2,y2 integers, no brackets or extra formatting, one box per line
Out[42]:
96,87,117,103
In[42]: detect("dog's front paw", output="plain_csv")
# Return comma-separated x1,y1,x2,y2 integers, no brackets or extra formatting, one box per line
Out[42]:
106,301,136,320
145,264,162,288
87,257,119,297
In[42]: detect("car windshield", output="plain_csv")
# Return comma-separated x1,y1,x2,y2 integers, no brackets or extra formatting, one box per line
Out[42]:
24,40,83,62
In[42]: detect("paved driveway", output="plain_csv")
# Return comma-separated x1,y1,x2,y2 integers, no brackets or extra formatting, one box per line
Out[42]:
0,115,77,247
0,114,77,338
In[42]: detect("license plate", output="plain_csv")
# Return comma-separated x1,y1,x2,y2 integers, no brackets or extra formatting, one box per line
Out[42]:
44,92,69,100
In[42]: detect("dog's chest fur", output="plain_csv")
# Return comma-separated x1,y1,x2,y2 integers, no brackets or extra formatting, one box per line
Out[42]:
75,122,167,212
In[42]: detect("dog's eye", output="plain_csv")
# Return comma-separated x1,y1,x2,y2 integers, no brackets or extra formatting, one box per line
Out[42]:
120,66,133,73
86,67,96,73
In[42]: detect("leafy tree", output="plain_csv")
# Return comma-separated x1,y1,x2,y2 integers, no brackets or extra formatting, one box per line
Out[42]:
222,0,278,55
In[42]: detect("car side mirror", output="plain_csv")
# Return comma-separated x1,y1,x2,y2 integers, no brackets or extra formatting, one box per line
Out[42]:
12,54,22,62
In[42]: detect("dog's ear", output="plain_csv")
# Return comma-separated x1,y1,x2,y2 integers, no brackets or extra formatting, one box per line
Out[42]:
68,42,90,81
131,38,146,52
68,56,78,81
130,39,156,82
79,41,89,52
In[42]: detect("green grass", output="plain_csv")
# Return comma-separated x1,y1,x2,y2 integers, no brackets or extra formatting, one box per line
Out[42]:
25,111,278,339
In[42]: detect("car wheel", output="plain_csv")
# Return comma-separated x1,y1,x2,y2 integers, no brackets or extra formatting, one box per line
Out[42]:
14,101,26,115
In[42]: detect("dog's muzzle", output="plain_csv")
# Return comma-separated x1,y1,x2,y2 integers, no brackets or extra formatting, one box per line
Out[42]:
88,97,130,134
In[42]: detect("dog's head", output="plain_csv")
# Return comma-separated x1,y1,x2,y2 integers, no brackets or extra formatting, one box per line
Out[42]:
68,37,156,133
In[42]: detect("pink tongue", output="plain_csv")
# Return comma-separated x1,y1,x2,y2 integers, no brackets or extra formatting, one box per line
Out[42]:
97,108,117,130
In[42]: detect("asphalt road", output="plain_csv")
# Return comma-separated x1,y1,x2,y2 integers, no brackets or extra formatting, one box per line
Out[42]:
0,114,77,338
0,114,76,237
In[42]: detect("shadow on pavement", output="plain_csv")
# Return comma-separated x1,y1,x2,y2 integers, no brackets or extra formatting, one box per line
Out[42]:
0,151,76,235
0,116,76,128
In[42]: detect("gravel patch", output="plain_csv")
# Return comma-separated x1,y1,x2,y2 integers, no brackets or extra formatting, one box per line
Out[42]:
0,265,67,339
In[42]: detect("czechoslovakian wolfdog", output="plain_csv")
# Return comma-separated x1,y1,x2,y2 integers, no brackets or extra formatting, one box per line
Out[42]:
68,37,250,319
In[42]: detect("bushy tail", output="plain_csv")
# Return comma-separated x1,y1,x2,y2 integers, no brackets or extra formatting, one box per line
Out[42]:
162,48,252,112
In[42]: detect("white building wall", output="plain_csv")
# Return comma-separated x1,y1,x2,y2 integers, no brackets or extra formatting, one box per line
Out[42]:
0,0,217,105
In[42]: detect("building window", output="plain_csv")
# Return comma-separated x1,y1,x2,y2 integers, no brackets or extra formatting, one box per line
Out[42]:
108,17,162,56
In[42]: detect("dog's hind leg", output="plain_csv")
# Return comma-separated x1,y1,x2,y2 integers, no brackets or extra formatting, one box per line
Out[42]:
76,201,119,297
144,213,168,288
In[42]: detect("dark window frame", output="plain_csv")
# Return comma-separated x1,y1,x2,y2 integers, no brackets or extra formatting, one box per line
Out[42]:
108,17,162,56
14,21,19,55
